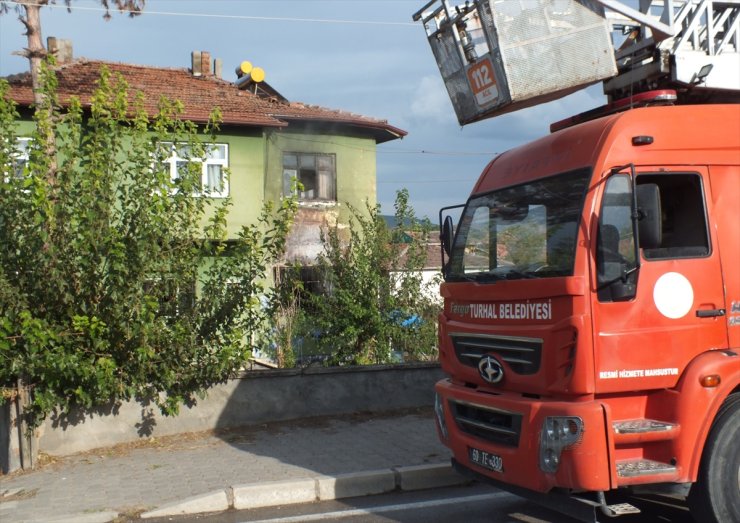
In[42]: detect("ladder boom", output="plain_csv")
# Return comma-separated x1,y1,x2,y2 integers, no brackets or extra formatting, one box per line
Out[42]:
604,0,740,97
412,0,740,125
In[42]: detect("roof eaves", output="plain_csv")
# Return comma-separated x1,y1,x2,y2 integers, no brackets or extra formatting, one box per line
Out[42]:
271,113,407,143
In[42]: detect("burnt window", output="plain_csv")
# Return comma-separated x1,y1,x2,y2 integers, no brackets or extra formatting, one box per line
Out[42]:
274,265,327,299
283,153,336,202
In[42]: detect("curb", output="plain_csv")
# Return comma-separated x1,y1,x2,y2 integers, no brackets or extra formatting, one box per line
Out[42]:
18,512,121,523
138,462,467,519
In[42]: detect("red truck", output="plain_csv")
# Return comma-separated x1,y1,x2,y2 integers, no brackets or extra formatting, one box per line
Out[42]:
413,1,740,520
434,101,739,522
414,0,740,523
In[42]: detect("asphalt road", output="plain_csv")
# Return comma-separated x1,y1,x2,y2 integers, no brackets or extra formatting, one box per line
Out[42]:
135,484,697,523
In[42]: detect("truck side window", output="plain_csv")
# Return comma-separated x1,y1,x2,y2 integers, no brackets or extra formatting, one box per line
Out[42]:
637,173,710,259
597,174,637,302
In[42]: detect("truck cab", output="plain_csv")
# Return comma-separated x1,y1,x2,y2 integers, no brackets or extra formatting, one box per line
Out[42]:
435,103,740,521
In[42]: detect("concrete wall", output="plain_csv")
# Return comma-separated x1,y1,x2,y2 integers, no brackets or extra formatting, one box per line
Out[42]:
0,399,20,473
35,363,444,457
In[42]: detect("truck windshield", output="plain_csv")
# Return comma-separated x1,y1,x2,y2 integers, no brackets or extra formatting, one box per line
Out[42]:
446,169,591,282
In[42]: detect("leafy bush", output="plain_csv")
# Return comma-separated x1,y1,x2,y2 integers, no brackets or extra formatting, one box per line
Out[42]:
0,64,296,428
267,189,441,367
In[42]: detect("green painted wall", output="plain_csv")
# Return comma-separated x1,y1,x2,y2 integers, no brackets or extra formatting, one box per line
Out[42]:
11,118,380,244
200,128,378,240
14,120,35,136
201,127,266,238
264,130,378,223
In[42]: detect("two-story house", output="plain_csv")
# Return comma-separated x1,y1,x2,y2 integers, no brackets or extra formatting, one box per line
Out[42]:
4,41,406,282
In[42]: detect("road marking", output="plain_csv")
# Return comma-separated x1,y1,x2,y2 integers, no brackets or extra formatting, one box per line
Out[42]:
244,491,509,522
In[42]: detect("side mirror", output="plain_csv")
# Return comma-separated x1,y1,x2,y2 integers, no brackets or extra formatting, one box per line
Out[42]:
441,215,454,257
636,184,662,250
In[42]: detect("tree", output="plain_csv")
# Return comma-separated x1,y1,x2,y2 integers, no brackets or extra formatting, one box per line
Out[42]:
0,65,297,430
1,0,146,201
1,1,145,102
294,189,440,366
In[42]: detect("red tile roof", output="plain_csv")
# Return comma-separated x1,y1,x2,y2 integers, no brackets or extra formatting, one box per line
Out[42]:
4,59,407,143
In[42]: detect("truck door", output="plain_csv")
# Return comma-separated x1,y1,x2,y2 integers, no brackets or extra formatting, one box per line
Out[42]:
592,167,728,393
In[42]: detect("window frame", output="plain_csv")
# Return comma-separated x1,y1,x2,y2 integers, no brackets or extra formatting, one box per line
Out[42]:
282,152,337,203
446,168,592,282
162,142,229,198
4,137,31,183
144,277,196,319
596,173,639,302
636,172,711,261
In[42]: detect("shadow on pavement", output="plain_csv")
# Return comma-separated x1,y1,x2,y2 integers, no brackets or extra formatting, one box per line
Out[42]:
209,366,448,481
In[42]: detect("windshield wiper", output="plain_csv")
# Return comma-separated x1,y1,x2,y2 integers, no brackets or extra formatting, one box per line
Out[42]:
502,269,539,280
450,272,505,283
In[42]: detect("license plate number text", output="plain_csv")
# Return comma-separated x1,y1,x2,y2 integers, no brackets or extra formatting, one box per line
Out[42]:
469,447,504,473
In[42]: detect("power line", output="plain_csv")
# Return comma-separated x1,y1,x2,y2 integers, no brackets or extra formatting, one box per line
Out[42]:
379,149,498,156
1,0,417,27
269,134,499,158
2,1,500,161
378,179,478,184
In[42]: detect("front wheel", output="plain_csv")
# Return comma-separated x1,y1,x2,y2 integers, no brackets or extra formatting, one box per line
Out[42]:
688,393,740,523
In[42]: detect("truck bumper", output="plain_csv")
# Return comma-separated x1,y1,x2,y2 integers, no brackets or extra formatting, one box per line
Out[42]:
435,378,612,493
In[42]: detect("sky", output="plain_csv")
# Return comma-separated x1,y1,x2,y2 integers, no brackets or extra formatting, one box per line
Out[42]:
0,0,607,221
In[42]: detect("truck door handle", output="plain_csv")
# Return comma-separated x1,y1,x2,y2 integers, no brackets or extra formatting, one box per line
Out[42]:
696,309,726,318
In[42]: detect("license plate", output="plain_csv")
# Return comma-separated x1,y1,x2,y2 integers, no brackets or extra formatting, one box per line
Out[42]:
469,447,504,473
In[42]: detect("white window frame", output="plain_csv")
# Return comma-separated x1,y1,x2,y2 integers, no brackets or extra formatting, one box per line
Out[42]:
162,142,229,198
4,137,31,182
145,277,196,319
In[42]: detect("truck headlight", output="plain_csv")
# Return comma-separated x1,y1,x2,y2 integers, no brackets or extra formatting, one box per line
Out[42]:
434,392,448,441
539,416,583,473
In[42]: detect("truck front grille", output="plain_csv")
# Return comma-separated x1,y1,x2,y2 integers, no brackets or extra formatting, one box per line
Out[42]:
451,400,522,447
451,333,542,375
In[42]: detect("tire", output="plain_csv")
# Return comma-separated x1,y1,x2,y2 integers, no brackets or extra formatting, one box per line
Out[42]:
688,392,740,523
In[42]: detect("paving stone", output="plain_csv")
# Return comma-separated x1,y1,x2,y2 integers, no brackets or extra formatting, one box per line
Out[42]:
1,409,449,522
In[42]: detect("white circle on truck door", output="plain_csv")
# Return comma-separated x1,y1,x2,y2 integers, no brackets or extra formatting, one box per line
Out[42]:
653,272,694,319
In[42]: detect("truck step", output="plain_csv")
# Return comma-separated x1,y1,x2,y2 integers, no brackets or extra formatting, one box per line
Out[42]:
613,419,674,434
616,459,676,477
571,495,641,517
612,419,680,444
606,502,642,516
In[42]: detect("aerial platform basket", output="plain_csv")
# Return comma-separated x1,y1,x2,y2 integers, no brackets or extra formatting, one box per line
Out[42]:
413,0,618,125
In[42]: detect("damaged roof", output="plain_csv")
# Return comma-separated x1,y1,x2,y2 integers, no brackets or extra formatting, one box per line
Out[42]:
4,59,407,144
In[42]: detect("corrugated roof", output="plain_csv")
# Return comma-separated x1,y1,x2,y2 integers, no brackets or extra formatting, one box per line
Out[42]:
4,59,407,143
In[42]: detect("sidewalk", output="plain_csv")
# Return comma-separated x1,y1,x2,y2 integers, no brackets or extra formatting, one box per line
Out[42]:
0,408,460,523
